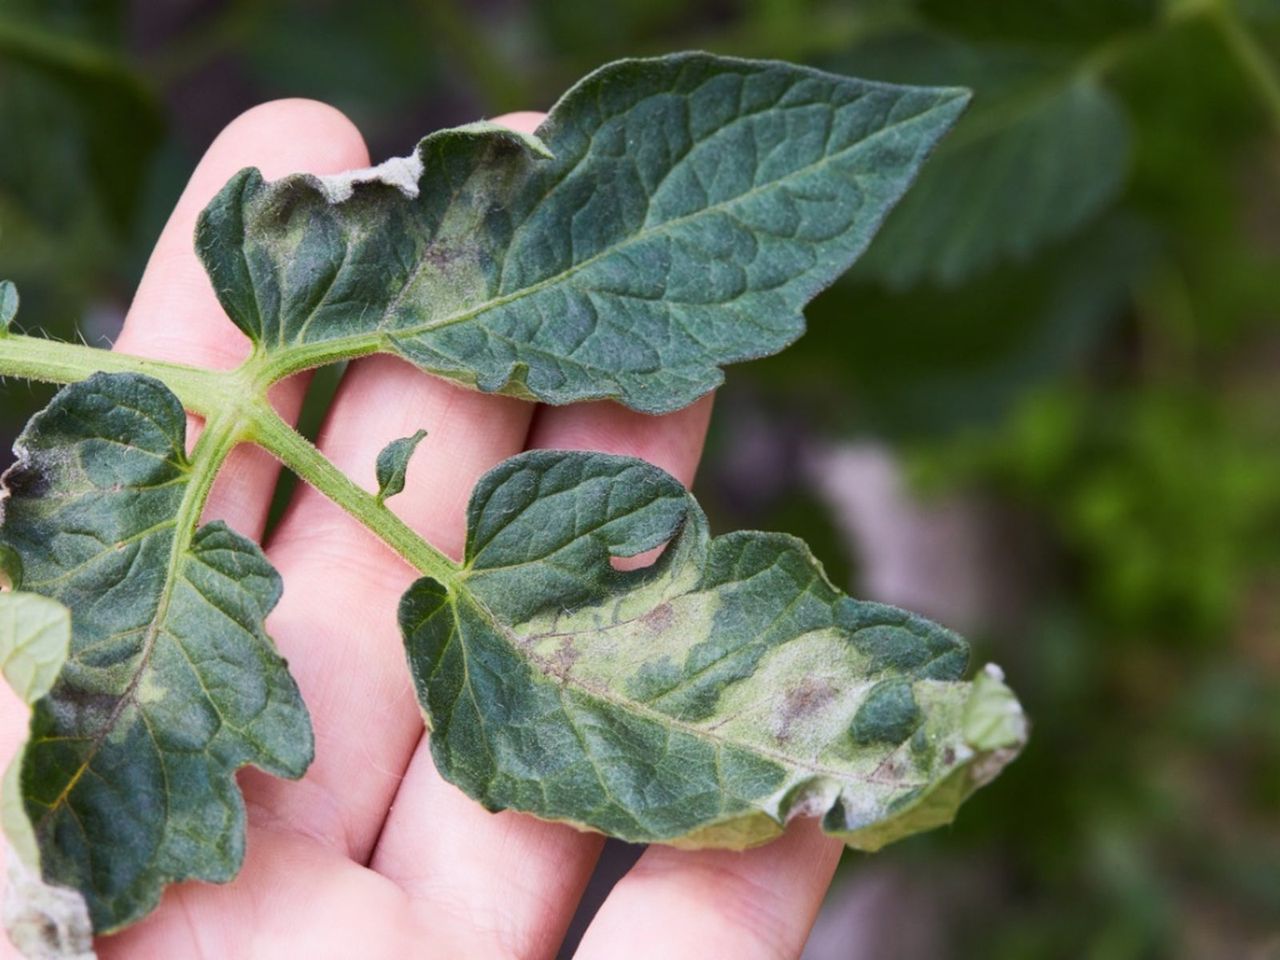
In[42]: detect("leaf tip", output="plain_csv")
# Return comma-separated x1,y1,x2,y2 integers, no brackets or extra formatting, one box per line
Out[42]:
963,663,1028,755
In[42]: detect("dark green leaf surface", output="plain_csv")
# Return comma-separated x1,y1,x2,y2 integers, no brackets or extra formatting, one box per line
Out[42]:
400,451,1025,849
197,52,969,413
375,428,427,505
0,373,312,931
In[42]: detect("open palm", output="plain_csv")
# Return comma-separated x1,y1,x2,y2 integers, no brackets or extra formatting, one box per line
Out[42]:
0,100,841,960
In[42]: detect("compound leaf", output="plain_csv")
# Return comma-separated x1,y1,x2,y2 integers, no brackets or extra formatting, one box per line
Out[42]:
0,373,312,932
197,52,969,414
400,451,1025,849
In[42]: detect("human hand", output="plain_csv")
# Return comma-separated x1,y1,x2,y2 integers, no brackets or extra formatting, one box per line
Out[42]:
1,100,842,960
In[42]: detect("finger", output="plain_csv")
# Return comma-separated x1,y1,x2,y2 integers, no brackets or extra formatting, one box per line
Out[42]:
115,99,370,538
243,358,533,863
0,686,32,959
100,827,424,959
369,393,714,960
528,394,713,490
242,100,553,859
576,819,842,960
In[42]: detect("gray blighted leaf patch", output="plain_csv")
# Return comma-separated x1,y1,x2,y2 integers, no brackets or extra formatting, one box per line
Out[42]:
399,450,1025,850
0,373,312,932
375,429,428,505
197,53,970,414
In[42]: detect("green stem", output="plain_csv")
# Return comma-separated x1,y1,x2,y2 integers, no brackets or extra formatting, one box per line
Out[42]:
0,334,228,414
247,407,460,583
0,331,457,586
255,332,383,385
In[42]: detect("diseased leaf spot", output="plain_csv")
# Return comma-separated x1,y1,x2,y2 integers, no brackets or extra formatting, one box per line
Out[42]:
2,463,50,500
404,450,1024,852
640,602,675,632
776,677,836,742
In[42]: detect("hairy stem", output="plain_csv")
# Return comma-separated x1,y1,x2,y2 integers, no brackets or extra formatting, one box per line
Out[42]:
255,333,383,385
247,406,461,582
0,331,459,587
0,333,226,414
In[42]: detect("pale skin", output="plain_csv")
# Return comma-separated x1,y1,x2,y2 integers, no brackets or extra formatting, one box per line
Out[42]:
0,100,843,959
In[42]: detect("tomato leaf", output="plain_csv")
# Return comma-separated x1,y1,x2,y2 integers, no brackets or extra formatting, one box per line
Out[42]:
400,451,1025,849
0,373,312,932
845,33,1130,287
196,53,969,413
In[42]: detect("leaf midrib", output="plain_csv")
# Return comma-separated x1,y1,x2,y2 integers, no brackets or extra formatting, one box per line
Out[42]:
34,413,241,831
451,589,934,792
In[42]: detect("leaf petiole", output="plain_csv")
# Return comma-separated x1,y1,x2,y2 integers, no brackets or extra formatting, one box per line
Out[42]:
0,329,460,585
245,407,460,582
0,332,227,414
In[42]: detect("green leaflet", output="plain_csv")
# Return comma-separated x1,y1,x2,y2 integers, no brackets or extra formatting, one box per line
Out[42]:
375,429,428,505
0,592,95,960
400,451,1025,849
0,592,69,707
0,280,17,332
196,53,969,414
0,373,312,932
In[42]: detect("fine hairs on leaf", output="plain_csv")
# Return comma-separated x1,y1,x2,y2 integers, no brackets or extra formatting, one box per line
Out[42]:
0,52,1027,951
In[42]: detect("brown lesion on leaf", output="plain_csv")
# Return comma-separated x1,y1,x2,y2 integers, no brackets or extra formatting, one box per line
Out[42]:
526,634,581,683
549,637,580,679
1,456,49,501
775,677,836,742
423,241,465,269
640,602,675,633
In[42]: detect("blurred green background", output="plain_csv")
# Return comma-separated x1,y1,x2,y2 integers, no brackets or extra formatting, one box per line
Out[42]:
1,1,1278,956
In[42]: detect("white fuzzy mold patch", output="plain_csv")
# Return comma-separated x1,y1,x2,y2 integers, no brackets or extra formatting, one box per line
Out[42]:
314,152,424,204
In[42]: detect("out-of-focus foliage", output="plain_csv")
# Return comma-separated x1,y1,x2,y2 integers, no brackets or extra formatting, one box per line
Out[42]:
0,0,163,442
845,32,1133,287
1,0,1277,954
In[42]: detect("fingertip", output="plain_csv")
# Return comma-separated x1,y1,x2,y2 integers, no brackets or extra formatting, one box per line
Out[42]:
528,394,714,489
202,98,371,183
120,98,370,362
490,111,547,136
